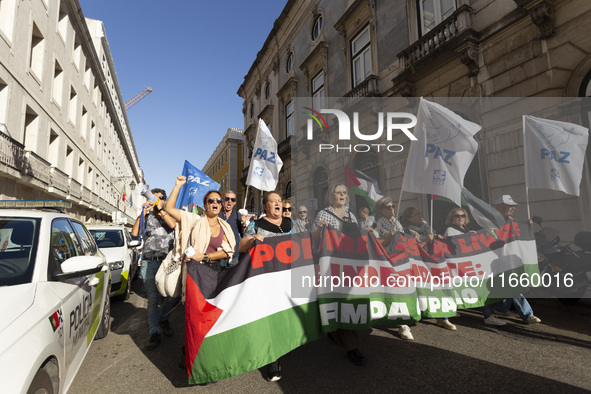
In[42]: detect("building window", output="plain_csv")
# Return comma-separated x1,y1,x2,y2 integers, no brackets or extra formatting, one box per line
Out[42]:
311,15,323,41
285,100,294,138
312,71,325,110
29,23,45,81
0,0,17,42
68,87,77,126
0,80,8,126
418,0,456,36
265,82,270,100
351,25,372,88
24,106,39,151
286,52,293,73
52,60,63,106
250,102,254,119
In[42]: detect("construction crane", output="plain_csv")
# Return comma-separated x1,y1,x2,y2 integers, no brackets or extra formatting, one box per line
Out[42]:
124,87,152,110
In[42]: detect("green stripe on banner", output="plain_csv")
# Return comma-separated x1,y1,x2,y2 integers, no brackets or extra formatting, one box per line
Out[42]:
189,302,322,384
316,264,540,329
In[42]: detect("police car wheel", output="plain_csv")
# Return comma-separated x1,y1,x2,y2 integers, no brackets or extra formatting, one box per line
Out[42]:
96,291,110,339
116,280,131,301
27,363,56,394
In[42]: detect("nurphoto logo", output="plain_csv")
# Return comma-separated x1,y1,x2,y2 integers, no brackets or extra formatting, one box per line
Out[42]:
304,107,418,153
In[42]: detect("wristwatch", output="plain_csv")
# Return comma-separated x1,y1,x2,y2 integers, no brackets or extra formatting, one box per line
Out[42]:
203,253,210,263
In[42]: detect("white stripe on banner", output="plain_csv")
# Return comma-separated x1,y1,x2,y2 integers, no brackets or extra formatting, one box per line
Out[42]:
317,239,537,296
205,265,317,338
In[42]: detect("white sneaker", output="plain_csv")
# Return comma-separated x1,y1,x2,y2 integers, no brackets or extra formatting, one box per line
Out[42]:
526,315,541,324
399,325,414,340
436,319,457,331
484,315,507,326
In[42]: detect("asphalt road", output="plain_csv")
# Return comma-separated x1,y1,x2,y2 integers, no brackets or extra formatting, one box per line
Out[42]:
70,279,591,393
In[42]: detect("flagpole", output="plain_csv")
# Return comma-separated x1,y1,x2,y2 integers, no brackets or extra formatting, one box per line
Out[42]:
243,185,250,210
430,195,434,233
522,115,531,220
525,187,531,220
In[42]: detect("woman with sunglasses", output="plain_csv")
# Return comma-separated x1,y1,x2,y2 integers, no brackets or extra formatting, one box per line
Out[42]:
374,197,404,249
166,176,236,273
314,184,366,366
373,197,414,340
293,205,312,233
443,208,472,237
238,191,292,382
282,199,292,219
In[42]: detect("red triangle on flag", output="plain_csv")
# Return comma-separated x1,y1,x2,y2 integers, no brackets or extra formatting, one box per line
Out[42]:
344,166,361,188
185,274,224,375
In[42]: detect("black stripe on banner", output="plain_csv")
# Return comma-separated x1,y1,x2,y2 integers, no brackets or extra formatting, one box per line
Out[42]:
186,231,316,300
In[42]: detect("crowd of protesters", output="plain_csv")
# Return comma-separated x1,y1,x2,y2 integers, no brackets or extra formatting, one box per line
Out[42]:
133,177,543,384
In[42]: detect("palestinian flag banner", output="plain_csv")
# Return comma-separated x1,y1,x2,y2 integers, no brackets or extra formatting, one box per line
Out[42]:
344,166,384,211
185,231,322,384
316,221,538,330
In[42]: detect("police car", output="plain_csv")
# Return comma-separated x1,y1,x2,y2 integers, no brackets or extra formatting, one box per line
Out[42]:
87,224,140,300
0,200,110,393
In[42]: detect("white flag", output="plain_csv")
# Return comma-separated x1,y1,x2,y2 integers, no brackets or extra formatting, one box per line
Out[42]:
402,98,482,206
246,119,283,191
523,115,589,196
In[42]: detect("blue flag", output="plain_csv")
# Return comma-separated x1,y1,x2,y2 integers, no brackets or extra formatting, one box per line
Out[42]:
129,193,133,208
175,160,220,210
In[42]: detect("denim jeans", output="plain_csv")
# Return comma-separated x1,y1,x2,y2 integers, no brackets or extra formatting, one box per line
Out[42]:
495,295,534,320
141,259,180,335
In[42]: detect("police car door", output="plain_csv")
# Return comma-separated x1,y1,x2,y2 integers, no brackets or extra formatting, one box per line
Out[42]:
48,218,101,386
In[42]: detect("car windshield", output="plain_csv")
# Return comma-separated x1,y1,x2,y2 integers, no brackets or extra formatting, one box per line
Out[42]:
90,229,124,248
0,217,40,286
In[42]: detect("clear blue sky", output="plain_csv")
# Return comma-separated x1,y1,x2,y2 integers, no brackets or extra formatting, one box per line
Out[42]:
79,0,287,194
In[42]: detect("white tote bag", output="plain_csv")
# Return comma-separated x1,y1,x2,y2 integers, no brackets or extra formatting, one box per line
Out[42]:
155,227,182,298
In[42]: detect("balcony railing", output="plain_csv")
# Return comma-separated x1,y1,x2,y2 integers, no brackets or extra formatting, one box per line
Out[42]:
0,129,25,172
398,5,473,71
69,178,82,200
24,151,50,185
50,167,69,194
82,187,92,204
339,75,380,109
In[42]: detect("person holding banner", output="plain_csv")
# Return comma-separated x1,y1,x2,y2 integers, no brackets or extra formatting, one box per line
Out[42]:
238,192,292,382
314,184,368,364
401,207,456,331
373,197,414,339
374,197,404,249
443,208,507,326
166,176,236,274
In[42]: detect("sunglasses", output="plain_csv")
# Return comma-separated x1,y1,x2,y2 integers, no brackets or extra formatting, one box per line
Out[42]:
224,197,236,202
454,214,466,218
207,197,223,204
298,210,307,214
158,196,165,200
283,207,292,212
385,205,395,210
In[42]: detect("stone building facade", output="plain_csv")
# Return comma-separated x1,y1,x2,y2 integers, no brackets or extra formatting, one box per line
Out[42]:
0,0,141,224
202,127,246,206
238,0,590,239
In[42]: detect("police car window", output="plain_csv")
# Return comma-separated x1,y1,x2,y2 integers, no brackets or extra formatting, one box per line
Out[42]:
71,221,98,256
51,219,83,264
90,229,124,248
0,217,40,286
124,230,132,243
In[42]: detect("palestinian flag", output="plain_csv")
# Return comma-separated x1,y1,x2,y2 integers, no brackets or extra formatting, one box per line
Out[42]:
344,166,384,211
185,232,322,384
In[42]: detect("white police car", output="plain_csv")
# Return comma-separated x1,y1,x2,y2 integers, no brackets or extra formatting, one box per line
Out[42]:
87,224,140,300
0,200,110,393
